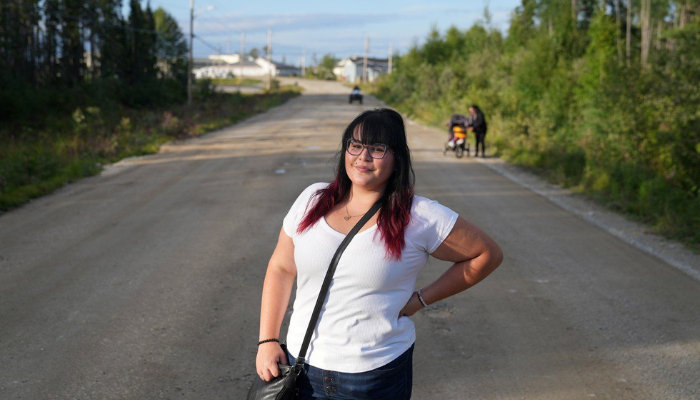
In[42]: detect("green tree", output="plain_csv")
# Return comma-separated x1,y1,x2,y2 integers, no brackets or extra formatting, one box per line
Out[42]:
143,2,158,81
421,25,448,64
505,0,536,51
43,0,61,85
660,21,700,196
127,0,147,84
61,0,85,86
98,0,128,81
316,53,338,80
153,7,187,81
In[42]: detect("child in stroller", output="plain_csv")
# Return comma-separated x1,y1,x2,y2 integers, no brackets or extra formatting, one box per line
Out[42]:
444,114,470,158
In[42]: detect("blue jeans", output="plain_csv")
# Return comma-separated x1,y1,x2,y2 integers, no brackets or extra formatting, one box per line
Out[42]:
288,344,414,399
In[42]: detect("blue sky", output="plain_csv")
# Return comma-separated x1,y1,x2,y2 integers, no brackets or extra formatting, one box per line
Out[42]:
148,0,521,64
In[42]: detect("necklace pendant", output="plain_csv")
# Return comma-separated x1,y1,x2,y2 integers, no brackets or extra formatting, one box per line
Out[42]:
343,216,351,221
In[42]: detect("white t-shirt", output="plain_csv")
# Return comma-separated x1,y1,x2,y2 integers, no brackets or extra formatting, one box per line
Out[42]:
283,182,458,373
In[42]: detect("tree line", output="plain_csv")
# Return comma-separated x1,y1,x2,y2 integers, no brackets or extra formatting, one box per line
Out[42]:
0,0,188,123
376,0,700,245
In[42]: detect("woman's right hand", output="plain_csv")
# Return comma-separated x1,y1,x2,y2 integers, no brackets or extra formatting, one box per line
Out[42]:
256,342,288,381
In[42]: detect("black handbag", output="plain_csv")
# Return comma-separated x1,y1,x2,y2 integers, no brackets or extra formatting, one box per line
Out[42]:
246,201,382,400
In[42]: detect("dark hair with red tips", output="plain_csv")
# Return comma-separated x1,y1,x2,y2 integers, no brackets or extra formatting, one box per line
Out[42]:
297,108,415,259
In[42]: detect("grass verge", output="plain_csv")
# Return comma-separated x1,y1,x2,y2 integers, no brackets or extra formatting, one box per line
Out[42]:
0,86,302,212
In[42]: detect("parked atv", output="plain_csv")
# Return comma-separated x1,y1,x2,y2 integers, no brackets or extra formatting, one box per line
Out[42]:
349,93,363,104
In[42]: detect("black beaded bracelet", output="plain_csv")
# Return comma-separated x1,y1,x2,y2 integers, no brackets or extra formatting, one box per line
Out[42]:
257,338,280,346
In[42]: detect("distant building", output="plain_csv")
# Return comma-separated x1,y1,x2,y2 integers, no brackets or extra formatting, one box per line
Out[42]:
194,58,263,79
208,54,243,65
193,57,218,69
254,58,301,77
333,58,350,79
193,54,300,79
337,56,389,83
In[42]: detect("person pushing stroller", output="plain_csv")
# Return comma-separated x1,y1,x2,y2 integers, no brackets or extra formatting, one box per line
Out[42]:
468,105,487,157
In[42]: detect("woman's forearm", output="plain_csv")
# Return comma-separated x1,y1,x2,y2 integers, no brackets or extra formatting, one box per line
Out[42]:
259,266,296,340
420,249,502,306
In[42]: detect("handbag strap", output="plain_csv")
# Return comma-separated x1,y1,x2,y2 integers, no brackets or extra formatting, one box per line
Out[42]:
293,200,382,370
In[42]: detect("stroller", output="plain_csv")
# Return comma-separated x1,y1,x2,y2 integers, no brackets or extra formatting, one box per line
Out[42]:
443,114,470,158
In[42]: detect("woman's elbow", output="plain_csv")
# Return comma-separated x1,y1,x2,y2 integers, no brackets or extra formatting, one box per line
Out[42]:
487,244,504,270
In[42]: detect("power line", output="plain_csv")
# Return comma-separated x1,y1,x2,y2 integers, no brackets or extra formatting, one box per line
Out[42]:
193,34,219,53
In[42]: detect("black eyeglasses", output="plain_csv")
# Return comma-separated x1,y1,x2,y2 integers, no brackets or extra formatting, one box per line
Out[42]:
346,139,389,159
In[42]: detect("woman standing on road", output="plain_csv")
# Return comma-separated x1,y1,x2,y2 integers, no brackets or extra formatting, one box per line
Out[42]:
255,108,503,399
469,105,488,157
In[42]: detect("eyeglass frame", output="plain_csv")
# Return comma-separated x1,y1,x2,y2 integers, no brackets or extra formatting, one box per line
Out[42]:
346,139,391,159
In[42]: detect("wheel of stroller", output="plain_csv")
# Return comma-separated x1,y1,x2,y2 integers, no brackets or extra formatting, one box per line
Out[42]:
456,146,464,158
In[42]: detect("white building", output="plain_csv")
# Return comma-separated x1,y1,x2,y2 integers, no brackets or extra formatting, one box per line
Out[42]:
194,58,264,79
193,55,300,79
333,58,350,79
336,56,389,83
255,58,301,77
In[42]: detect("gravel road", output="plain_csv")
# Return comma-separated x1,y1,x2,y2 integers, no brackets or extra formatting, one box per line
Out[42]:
1,79,698,399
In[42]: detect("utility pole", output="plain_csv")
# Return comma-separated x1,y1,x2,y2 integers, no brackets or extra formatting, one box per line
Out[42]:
363,34,369,83
187,0,194,106
187,2,214,104
388,42,393,74
239,30,245,89
267,28,272,90
301,48,306,77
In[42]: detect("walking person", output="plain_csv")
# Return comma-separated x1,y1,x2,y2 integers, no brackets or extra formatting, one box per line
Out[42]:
255,108,503,399
469,105,488,157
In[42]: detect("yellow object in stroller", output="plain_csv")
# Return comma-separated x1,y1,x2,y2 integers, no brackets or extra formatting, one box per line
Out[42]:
444,124,470,158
